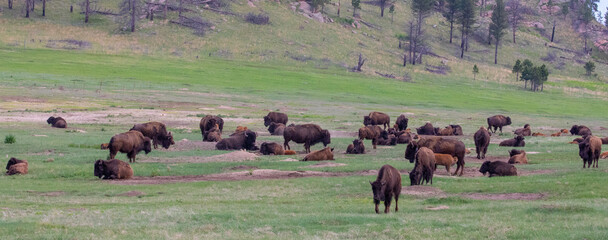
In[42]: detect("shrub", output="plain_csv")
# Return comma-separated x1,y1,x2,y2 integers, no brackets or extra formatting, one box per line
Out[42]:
4,135,16,144
245,13,270,25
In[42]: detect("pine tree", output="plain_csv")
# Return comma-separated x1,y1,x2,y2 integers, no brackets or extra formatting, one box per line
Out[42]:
584,61,595,76
389,4,395,23
457,0,476,59
352,0,360,17
490,0,508,64
512,59,522,81
442,0,459,43
473,64,479,80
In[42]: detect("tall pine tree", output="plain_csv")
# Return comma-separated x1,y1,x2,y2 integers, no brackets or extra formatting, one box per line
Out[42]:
490,0,508,64
457,0,476,59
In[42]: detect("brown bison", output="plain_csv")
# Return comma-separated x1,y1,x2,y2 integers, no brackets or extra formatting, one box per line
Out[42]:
364,112,390,130
200,115,224,139
204,124,222,142
570,125,592,136
434,153,456,174
474,127,491,159
130,122,174,149
370,164,401,214
600,151,608,159
109,131,152,163
302,147,334,161
47,116,67,128
346,139,365,154
499,135,525,147
450,124,463,136
601,137,608,145
514,124,531,136
6,158,28,175
533,132,547,137
405,137,466,176
416,122,435,135
283,124,331,153
394,114,409,131
100,143,109,149
268,122,286,136
550,132,562,137
284,150,297,155
508,149,528,164
569,137,585,144
231,126,248,136
376,132,397,146
260,142,285,155
216,130,258,151
358,125,382,147
487,115,512,133
94,159,133,179
396,132,416,144
264,112,288,127
409,147,435,185
579,135,602,168
479,161,517,177
434,126,454,136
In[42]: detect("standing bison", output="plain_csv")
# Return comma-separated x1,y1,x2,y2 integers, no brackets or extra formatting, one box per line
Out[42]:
47,116,67,128
216,130,258,151
108,130,152,163
364,112,390,130
346,139,365,154
358,125,383,149
570,125,592,136
487,115,512,133
405,137,466,176
200,115,224,140
394,114,409,131
479,161,517,177
268,122,286,136
264,112,288,127
130,122,174,149
409,147,435,185
94,159,133,179
370,164,401,214
474,127,491,159
283,124,331,153
579,135,602,168
416,122,435,135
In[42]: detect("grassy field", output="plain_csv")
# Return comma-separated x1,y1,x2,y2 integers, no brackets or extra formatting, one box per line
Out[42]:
0,46,608,239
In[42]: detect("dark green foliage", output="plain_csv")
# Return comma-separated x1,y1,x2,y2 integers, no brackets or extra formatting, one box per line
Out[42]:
309,0,330,12
490,0,508,64
351,0,360,17
4,134,16,144
520,59,549,92
512,59,522,81
473,64,479,80
584,61,595,76
457,0,476,58
245,12,270,25
442,0,459,43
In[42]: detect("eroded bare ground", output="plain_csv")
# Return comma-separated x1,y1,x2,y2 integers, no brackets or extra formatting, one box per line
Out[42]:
141,150,259,163
402,186,547,200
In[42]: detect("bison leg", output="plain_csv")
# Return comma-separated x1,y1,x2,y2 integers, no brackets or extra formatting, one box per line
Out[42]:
284,140,290,150
476,146,481,159
109,150,117,160
304,142,310,153
372,138,377,149
499,126,503,133
153,137,159,149
375,203,379,214
384,196,392,213
394,195,399,212
445,165,450,175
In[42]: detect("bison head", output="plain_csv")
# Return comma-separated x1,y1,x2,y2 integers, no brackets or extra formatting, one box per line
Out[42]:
244,130,258,150
322,130,331,146
409,170,421,186
570,125,579,135
479,161,491,175
370,180,387,203
46,117,56,124
353,139,363,147
506,117,512,125
6,158,19,170
523,124,530,129
263,116,271,127
260,142,270,155
160,132,175,149
578,142,590,160
404,142,419,163
363,116,371,126
143,137,152,154
380,130,389,139
515,135,524,142
94,160,105,178
509,149,523,157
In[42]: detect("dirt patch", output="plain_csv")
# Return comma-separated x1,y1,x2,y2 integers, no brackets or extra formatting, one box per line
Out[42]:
141,150,258,163
461,193,546,200
303,162,347,168
117,191,145,197
164,139,217,151
228,165,259,170
425,205,450,210
402,186,447,198
28,191,65,197
433,166,484,177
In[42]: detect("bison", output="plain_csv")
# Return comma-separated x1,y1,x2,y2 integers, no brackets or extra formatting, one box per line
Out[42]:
376,132,397,146
487,115,511,133
579,135,602,168
405,137,466,176
600,151,608,159
230,126,248,136
434,126,454,136
204,124,222,142
370,164,401,214
6,158,28,175
514,124,531,136
601,137,608,145
100,143,109,150
264,112,288,127
570,125,592,136
199,115,224,139
108,130,152,163
434,153,457,174
508,149,528,164
283,124,331,153
416,122,435,135
260,142,285,155
47,116,67,128
533,132,547,137
396,132,416,144
499,135,525,147
364,112,390,130
358,125,383,149
94,159,133,179
216,130,258,151
268,122,286,136
409,147,435,185
394,114,409,131
474,127,491,159
450,124,463,136
130,121,174,149
479,161,517,177
302,147,334,161
346,139,365,154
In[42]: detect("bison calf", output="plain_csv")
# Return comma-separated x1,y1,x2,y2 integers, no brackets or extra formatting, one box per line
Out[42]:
302,147,334,161
47,116,67,128
94,159,133,179
479,161,517,177
434,153,457,174
346,139,365,154
370,164,401,214
499,135,525,147
6,158,28,175
260,142,285,155
100,143,109,150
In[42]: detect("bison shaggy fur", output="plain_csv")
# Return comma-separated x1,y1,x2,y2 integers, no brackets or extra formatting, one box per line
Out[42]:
570,125,592,136
370,164,401,214
409,147,435,185
6,158,28,175
395,114,409,131
579,136,602,168
302,147,334,161
508,150,528,164
260,142,285,155
487,115,512,133
47,116,67,128
283,124,331,153
200,115,224,139
450,125,463,136
416,122,436,135
405,137,466,176
474,127,491,159
346,139,365,154
364,112,390,130
130,121,174,149
216,130,258,151
268,122,286,135
264,112,288,127
435,126,454,136
514,124,531,136
109,131,152,163
499,135,525,147
94,159,133,179
479,161,517,177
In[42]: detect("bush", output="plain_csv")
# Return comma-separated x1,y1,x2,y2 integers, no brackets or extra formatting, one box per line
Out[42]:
245,13,270,25
4,135,16,144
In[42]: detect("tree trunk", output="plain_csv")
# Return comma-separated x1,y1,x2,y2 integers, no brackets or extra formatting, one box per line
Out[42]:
31,0,34,11
460,27,465,58
494,39,499,64
179,0,183,17
550,20,555,42
70,5,73,13
380,2,384,17
516,72,519,81
449,21,453,43
465,34,469,51
541,83,544,91
512,25,516,43
85,0,89,23
42,0,46,16
524,80,527,89
25,0,30,17
130,0,136,32
150,9,154,21
337,0,340,17
403,53,407,67
164,1,167,18
8,0,12,9
353,7,356,17
488,27,492,45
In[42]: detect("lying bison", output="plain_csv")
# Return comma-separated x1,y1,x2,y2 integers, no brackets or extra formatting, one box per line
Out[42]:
264,112,288,127
268,122,286,136
283,124,331,153
230,126,248,136
499,135,525,147
359,125,383,149
405,137,466,176
370,164,401,214
100,143,109,150
416,122,435,135
450,124,463,136
200,115,224,140
376,133,397,146
409,147,435,185
346,139,365,154
570,125,592,136
302,147,334,161
216,130,258,151
47,116,67,128
508,149,528,164
394,115,409,131
260,142,285,155
434,126,453,136
487,115,511,133
109,131,152,163
364,112,390,130
513,124,531,136
396,131,416,144
94,159,133,179
579,135,602,168
6,158,28,175
203,124,222,142
474,127,491,159
479,161,517,177
130,121,174,149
